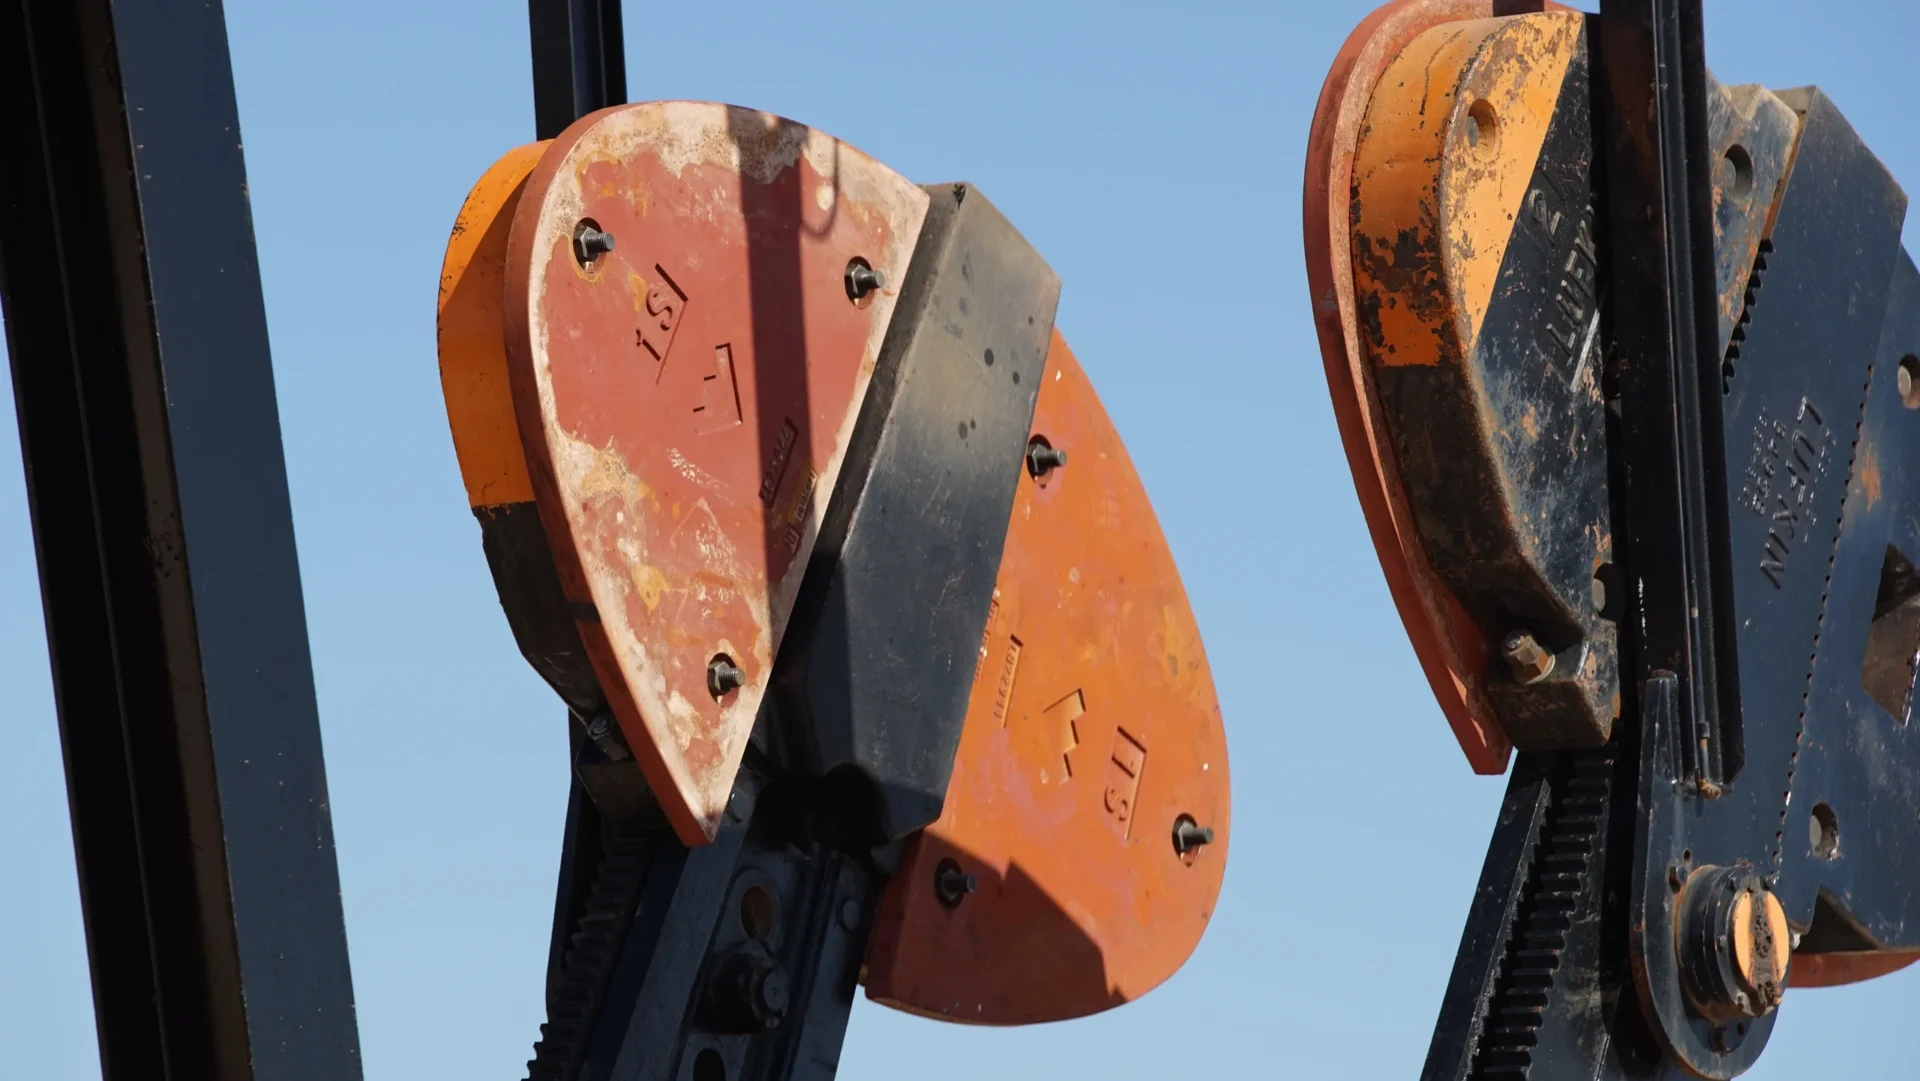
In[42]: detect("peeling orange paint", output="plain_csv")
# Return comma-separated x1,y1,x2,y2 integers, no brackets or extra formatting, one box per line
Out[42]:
866,333,1229,1025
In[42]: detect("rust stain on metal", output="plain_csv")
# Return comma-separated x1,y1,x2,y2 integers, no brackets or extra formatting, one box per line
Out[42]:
863,332,1230,1025
1861,440,1883,509
1350,12,1581,373
1707,83,1801,357
1302,0,1544,776
501,102,929,844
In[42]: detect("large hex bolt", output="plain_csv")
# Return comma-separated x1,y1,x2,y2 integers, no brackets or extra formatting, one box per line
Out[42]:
572,220,615,266
708,654,746,699
699,952,791,1033
845,258,887,302
1026,438,1068,479
1502,631,1556,684
1676,865,1791,1023
1172,815,1215,855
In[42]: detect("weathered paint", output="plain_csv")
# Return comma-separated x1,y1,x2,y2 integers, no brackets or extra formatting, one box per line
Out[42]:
1350,13,1581,369
863,331,1230,1024
439,142,547,509
1306,1,1799,771
501,102,929,844
1709,84,1800,355
1311,0,1902,994
1352,12,1623,750
1303,0,1524,774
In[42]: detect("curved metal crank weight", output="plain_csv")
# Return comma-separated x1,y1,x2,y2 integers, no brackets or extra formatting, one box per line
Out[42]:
438,102,1230,1079
1309,2,1920,1078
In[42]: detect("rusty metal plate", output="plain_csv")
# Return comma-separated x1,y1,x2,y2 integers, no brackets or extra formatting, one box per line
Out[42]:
502,103,929,843
1304,0,1523,775
862,331,1231,1024
1350,11,1624,750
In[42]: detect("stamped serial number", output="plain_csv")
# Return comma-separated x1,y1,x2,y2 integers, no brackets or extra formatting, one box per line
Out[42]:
1739,397,1833,590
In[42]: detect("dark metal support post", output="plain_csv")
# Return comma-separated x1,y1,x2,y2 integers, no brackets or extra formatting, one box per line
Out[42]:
1598,0,1744,784
0,1,364,1077
525,0,630,1044
529,0,627,140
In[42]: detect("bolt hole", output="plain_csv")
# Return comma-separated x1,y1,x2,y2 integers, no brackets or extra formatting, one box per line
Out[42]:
739,885,776,942
1811,802,1840,859
1465,99,1499,158
1724,143,1755,198
693,1048,727,1081
1899,355,1920,409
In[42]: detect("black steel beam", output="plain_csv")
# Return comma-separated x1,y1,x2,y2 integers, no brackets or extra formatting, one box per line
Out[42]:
1598,0,1744,786
527,0,629,1043
0,1,363,1077
530,0,627,139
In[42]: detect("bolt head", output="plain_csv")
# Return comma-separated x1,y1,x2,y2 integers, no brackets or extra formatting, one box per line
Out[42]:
845,261,886,301
1502,632,1555,683
708,655,746,698
572,223,615,265
757,968,790,1018
727,785,756,824
1172,815,1215,855
1026,441,1067,478
934,858,977,908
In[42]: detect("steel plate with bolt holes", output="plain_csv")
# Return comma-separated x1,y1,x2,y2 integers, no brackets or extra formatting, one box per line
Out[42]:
863,332,1231,1025
501,102,929,844
1305,0,1533,775
1306,0,1802,768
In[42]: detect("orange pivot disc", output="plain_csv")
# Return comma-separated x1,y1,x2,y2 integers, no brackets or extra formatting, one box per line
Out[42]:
501,103,928,844
863,332,1230,1024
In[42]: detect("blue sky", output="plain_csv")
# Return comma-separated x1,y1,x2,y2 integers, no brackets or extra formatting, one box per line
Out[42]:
3,1,1918,1078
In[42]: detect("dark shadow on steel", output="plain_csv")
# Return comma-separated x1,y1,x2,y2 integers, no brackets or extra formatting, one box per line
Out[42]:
0,1,363,1077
